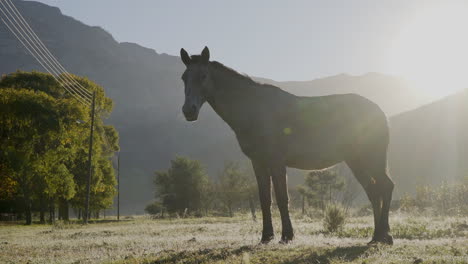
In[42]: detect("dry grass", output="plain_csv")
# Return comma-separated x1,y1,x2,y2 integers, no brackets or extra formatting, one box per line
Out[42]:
0,213,467,263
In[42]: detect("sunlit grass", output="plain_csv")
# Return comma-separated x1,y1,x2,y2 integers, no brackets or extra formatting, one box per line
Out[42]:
0,213,467,263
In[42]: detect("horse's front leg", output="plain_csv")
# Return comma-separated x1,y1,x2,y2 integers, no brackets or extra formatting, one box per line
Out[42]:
271,164,294,243
252,160,274,243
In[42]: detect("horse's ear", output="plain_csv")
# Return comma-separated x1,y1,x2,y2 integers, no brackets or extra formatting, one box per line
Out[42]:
180,48,191,66
201,46,210,63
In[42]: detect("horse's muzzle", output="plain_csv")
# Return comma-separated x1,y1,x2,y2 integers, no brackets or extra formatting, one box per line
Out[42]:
182,105,199,122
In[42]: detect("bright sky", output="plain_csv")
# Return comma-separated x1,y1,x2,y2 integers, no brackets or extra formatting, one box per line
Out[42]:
34,0,468,98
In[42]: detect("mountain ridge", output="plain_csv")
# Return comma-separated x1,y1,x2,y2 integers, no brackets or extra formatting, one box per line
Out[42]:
0,0,450,213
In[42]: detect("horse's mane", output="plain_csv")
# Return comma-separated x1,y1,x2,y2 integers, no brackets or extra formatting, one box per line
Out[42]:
191,55,290,97
210,61,258,85
190,55,257,86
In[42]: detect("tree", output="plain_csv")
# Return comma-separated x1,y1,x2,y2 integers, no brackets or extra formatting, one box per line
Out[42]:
154,156,210,215
217,162,255,217
303,168,344,211
145,201,164,216
0,88,78,224
296,185,309,215
0,71,119,224
241,163,258,221
0,163,17,201
199,178,216,216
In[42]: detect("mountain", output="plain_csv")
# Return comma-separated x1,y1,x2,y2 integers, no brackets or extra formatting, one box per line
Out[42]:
388,90,468,196
0,0,434,213
256,73,429,116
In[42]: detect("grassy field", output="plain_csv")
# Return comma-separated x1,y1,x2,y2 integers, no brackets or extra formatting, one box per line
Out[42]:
1,213,468,264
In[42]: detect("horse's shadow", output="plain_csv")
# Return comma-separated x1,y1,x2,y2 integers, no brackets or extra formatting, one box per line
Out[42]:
278,245,370,264
151,244,371,263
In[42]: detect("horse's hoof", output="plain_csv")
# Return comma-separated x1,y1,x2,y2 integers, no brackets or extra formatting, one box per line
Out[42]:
279,238,293,244
368,234,393,246
279,234,294,244
260,235,274,244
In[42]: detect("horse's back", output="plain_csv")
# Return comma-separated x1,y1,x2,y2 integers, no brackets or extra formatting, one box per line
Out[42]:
291,93,388,137
283,93,389,169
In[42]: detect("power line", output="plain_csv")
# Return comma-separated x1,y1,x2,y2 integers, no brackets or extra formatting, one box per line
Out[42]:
0,15,89,106
4,0,93,99
1,0,89,100
1,0,116,155
1,1,119,222
1,1,116,147
0,11,89,106
0,2,87,103
5,0,92,98
0,1,91,103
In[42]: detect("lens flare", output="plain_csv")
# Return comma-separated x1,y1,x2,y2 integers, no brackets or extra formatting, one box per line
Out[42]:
387,2,468,99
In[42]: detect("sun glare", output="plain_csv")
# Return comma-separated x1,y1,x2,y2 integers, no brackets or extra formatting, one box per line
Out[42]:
387,2,468,98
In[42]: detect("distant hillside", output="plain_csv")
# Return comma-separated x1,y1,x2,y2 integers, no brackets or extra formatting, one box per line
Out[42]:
256,73,429,116
389,90,468,196
0,0,434,213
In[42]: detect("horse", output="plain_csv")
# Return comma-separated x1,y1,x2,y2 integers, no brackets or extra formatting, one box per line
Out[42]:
179,46,394,245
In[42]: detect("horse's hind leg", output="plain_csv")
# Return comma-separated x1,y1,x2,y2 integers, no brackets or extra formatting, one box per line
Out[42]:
346,159,383,243
376,170,394,244
347,156,394,245
366,149,394,244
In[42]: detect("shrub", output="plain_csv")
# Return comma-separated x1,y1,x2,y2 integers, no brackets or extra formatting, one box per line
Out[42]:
145,201,164,216
323,203,346,233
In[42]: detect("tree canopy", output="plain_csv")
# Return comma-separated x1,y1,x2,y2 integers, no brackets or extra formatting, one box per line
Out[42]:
0,71,119,224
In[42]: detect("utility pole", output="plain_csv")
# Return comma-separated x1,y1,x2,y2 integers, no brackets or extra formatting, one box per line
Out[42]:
84,91,96,224
117,151,120,221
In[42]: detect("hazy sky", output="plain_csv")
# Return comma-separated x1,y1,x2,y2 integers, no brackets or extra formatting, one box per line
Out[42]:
33,0,468,96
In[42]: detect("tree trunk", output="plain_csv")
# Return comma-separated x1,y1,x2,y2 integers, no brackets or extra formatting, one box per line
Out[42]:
24,195,32,225
39,196,46,224
39,209,45,224
19,176,32,225
58,199,69,221
48,200,55,223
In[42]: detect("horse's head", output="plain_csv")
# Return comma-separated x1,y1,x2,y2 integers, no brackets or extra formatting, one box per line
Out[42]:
180,46,214,121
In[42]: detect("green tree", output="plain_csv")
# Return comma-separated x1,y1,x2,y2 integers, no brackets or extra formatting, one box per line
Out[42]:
241,163,258,221
217,162,255,217
303,169,345,211
0,88,80,224
296,185,309,215
199,177,216,216
0,71,119,224
154,156,210,215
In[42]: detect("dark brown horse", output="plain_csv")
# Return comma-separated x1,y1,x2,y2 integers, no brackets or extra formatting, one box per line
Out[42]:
179,47,394,245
